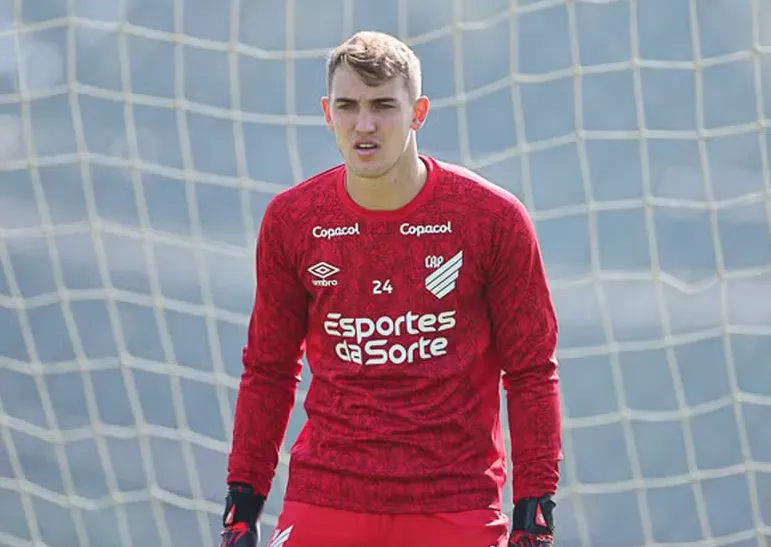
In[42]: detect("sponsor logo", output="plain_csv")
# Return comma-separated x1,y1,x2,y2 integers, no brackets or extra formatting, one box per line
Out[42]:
312,223,360,239
399,221,452,237
323,310,456,365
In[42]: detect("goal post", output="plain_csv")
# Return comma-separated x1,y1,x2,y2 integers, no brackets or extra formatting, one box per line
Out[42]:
1,1,770,546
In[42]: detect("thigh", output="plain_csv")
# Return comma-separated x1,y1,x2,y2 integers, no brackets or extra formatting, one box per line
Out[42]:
266,501,392,547
391,509,509,547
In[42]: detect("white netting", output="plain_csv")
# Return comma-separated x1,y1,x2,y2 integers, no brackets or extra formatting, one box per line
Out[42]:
1,0,770,545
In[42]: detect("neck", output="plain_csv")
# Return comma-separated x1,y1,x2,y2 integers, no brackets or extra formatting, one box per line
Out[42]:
345,147,427,211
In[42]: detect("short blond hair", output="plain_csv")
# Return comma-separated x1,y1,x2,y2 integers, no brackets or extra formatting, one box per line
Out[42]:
326,31,422,99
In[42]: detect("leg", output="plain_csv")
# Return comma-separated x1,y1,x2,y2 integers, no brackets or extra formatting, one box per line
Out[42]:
265,501,392,547
390,509,509,547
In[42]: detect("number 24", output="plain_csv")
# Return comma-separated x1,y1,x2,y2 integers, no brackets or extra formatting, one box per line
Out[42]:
372,279,393,294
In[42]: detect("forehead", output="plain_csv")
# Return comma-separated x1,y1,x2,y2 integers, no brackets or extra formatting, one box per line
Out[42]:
329,66,410,101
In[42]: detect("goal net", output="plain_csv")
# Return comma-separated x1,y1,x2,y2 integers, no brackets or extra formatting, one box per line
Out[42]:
1,0,770,545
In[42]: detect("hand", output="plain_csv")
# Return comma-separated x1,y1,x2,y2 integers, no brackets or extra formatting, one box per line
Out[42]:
218,483,266,547
220,522,258,547
508,495,555,547
508,531,553,547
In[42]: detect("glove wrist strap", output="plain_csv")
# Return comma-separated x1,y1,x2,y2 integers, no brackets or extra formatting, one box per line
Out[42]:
224,483,265,531
511,494,556,536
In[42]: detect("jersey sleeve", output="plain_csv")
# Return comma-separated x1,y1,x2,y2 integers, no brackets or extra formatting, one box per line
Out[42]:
485,196,563,503
226,197,308,497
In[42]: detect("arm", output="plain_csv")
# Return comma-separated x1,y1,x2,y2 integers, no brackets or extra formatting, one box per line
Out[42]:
224,197,308,519
484,197,562,545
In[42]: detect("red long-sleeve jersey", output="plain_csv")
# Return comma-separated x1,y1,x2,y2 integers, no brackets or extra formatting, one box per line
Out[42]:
227,155,562,514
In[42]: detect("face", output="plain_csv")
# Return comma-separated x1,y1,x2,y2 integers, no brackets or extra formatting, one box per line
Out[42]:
321,66,429,179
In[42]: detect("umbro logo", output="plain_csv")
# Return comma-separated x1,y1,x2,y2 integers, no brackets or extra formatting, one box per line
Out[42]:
425,250,463,299
308,261,339,287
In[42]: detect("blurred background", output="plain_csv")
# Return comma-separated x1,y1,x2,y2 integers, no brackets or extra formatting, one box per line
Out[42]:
1,0,770,545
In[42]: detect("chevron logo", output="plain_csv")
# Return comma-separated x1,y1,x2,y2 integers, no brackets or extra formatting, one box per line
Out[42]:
425,250,463,299
266,525,293,547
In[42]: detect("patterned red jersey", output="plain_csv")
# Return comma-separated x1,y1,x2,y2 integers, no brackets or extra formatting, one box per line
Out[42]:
227,155,563,514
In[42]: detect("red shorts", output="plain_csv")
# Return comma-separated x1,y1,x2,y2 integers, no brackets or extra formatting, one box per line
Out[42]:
265,501,509,547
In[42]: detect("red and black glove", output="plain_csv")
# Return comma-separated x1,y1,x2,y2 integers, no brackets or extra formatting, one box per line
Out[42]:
218,483,266,547
508,495,556,547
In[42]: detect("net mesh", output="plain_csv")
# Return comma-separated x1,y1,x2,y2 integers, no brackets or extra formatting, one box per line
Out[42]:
1,0,770,545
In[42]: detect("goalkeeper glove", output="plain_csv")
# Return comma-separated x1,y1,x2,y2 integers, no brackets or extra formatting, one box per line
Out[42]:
219,483,265,547
508,494,556,547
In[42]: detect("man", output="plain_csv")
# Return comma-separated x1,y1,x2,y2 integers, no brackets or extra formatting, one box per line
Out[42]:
219,31,562,547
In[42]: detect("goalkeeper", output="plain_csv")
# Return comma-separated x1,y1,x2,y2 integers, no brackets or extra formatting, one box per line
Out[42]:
219,31,563,547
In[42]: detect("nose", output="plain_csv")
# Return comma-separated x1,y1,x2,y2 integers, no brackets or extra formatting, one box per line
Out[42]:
354,109,376,133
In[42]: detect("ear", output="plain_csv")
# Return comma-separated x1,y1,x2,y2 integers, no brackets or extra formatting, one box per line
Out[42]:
410,96,430,130
321,97,333,130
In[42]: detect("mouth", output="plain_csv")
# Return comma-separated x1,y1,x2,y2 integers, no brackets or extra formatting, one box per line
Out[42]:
353,141,380,156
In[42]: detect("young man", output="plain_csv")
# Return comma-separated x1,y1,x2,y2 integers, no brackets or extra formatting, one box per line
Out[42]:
219,31,562,547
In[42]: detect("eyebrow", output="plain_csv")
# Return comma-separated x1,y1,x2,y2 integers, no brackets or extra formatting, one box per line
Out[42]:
334,97,397,105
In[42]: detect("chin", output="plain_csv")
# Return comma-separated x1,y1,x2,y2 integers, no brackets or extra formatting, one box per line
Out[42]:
349,164,389,179
347,155,399,179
